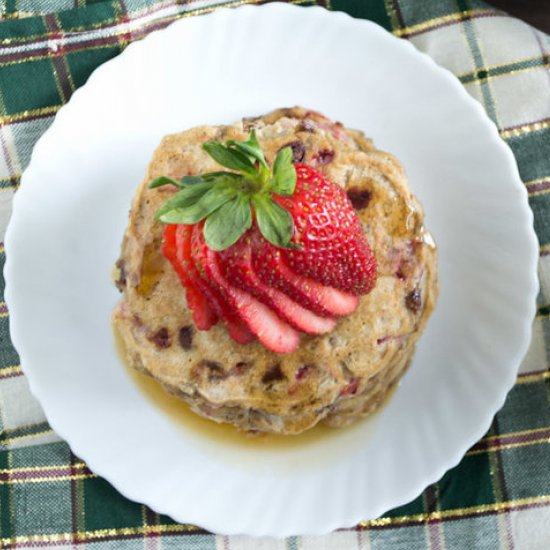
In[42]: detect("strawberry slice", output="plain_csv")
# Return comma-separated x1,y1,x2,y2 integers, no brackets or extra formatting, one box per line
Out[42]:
177,225,254,344
219,235,337,335
192,225,300,354
162,224,217,330
250,231,359,317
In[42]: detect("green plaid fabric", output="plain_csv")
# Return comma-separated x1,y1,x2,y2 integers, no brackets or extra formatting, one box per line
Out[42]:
1,0,549,546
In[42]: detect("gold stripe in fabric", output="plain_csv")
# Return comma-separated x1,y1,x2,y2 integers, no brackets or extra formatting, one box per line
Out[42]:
0,473,96,485
384,0,403,32
500,119,550,140
526,177,550,188
0,11,36,20
465,426,550,456
0,106,59,125
1,496,549,545
540,243,550,255
480,426,550,442
0,524,202,546
458,55,549,85
456,55,544,78
392,9,495,37
517,370,550,384
0,365,22,378
0,462,87,474
466,437,550,456
359,495,550,527
524,177,550,197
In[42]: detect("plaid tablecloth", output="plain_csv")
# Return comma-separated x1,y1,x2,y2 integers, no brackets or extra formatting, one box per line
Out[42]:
0,0,549,547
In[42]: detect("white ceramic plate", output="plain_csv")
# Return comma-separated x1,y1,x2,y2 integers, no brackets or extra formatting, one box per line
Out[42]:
5,3,538,537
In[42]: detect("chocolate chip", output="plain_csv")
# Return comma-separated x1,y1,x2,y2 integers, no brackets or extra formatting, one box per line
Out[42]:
394,268,406,281
296,364,314,380
262,363,286,385
232,361,251,375
201,360,226,381
405,288,422,313
114,259,127,292
279,140,306,164
298,119,316,132
312,148,335,166
346,187,372,210
178,326,193,350
148,327,171,349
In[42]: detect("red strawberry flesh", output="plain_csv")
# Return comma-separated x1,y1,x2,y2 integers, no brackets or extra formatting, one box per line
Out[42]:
193,225,300,354
181,224,255,344
250,230,359,317
219,234,337,335
162,224,218,331
274,165,376,295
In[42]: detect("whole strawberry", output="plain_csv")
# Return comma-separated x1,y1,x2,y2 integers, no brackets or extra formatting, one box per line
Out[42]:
151,131,377,352
273,164,376,295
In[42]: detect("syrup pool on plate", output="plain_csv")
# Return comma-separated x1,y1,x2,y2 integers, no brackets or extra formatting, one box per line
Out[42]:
113,326,398,473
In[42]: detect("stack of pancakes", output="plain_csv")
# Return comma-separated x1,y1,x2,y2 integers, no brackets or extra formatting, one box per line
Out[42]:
113,107,438,435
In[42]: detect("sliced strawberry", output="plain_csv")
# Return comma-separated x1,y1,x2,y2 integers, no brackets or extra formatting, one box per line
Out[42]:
192,225,300,353
219,235,336,335
178,225,254,344
162,224,218,331
249,231,359,317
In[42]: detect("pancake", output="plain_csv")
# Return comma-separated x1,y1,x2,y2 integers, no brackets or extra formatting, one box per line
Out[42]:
113,107,438,435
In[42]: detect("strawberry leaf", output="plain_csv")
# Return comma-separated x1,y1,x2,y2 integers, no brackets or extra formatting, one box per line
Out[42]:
227,130,268,169
154,132,302,251
201,171,243,182
204,193,252,250
158,185,237,224
155,181,214,219
253,194,294,248
272,147,296,196
149,176,184,189
180,175,204,186
202,142,256,175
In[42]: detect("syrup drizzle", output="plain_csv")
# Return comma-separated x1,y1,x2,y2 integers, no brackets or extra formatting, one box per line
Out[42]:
113,326,393,472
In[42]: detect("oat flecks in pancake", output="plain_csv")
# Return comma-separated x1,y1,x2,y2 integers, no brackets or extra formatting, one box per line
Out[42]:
113,107,438,435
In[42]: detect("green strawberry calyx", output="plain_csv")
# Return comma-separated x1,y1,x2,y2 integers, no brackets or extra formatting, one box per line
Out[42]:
149,131,298,251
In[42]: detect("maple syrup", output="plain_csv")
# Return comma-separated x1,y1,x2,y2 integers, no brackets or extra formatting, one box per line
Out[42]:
113,327,388,471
